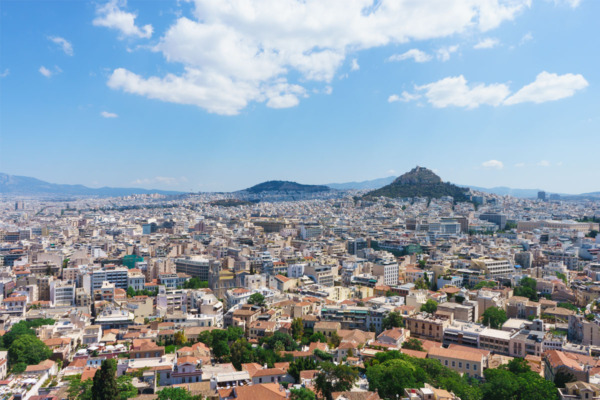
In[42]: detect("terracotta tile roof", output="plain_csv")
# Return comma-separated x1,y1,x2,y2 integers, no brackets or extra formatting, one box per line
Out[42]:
81,367,98,382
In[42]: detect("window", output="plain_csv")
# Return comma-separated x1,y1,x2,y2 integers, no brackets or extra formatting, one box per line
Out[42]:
452,361,455,367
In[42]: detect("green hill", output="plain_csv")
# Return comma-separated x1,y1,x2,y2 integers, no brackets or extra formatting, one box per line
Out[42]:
244,180,331,194
363,166,469,201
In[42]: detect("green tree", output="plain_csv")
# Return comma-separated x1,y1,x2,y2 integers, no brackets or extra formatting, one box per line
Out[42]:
482,307,508,329
230,338,255,370
288,357,318,381
554,369,576,388
402,338,424,352
247,292,266,307
421,299,438,314
514,277,539,301
382,312,404,330
308,332,328,343
91,359,119,400
126,287,136,297
290,387,317,400
8,335,52,366
291,318,304,341
329,332,341,348
314,362,358,400
474,281,497,290
174,331,187,346
117,375,138,400
414,278,428,290
366,358,423,399
183,277,209,289
157,387,199,400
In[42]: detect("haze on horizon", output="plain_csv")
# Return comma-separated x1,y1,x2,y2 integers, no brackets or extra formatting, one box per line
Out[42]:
0,0,598,194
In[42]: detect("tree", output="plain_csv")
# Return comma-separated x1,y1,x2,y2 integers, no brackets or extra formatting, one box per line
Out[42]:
157,387,199,400
291,318,304,341
514,277,539,301
414,278,428,290
329,332,341,348
183,277,209,289
366,358,424,399
174,331,187,346
455,295,465,304
230,338,255,370
474,281,497,290
382,312,404,330
247,292,266,307
482,307,508,329
554,369,577,388
308,331,328,343
314,362,358,400
116,375,138,400
126,287,136,297
288,357,319,381
402,338,424,352
290,387,317,400
421,299,438,314
8,335,52,366
92,359,118,400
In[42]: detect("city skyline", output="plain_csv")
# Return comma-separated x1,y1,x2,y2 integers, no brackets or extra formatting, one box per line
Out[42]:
1,0,598,193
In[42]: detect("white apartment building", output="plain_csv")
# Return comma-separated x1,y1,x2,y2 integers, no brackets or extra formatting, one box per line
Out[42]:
50,280,75,307
372,261,399,286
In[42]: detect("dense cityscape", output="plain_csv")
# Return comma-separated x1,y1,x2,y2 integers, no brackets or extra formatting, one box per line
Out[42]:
0,167,598,400
2,0,599,399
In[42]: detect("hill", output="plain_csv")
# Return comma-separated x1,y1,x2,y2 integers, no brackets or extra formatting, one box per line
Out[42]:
243,180,331,194
364,166,469,201
326,176,395,190
0,173,183,197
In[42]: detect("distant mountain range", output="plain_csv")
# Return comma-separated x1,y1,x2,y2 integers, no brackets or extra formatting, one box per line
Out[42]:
242,180,330,194
326,176,396,190
0,173,183,197
363,166,470,201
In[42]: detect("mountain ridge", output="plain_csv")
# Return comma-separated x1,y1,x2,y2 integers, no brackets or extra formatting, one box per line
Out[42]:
242,180,331,194
363,166,470,201
0,173,184,197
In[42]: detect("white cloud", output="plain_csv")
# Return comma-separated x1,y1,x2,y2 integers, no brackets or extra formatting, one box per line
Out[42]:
520,32,533,45
504,71,588,105
0,69,9,78
107,0,531,115
351,58,360,71
402,71,587,108
93,0,153,39
388,49,432,63
48,36,73,56
436,45,459,61
388,91,421,103
537,160,551,167
100,111,119,118
473,37,499,49
482,160,504,169
414,75,510,108
558,0,581,8
39,66,53,77
387,169,396,174
324,86,333,95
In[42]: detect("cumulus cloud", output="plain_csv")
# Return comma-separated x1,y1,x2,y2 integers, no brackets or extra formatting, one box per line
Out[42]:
537,160,551,167
106,0,531,115
39,66,53,77
100,111,118,118
401,71,587,108
93,0,153,39
388,49,432,63
473,37,499,49
48,36,73,56
351,59,360,71
482,160,504,169
414,75,509,108
388,91,421,103
504,71,588,105
436,45,459,61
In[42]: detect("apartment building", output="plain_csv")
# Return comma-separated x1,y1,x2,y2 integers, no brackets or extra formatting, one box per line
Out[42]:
405,312,452,342
428,346,486,379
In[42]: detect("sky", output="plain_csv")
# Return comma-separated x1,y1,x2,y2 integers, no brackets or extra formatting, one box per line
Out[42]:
0,0,598,194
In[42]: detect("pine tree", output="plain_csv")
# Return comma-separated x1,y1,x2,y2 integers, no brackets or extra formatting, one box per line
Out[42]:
92,359,119,400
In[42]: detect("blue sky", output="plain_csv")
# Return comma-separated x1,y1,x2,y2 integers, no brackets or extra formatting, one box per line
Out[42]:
0,0,598,193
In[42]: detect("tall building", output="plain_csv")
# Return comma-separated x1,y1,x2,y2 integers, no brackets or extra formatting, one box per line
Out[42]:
175,257,211,281
538,191,546,201
479,212,507,230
